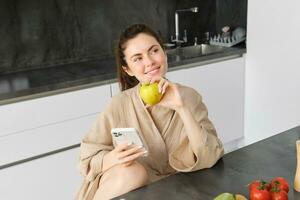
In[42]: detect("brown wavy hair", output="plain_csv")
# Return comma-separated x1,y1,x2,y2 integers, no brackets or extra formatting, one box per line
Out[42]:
115,24,164,91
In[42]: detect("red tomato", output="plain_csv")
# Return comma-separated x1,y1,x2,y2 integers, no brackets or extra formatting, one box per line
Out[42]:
265,183,271,191
271,177,289,193
249,180,271,192
249,180,261,191
250,187,271,200
270,190,288,200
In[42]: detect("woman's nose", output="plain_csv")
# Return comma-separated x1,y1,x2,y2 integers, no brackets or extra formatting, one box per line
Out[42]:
144,55,155,67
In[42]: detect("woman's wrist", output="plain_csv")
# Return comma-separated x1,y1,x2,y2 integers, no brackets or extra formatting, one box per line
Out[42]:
102,152,113,172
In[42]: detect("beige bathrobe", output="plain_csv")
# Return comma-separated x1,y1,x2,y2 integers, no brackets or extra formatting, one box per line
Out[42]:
76,83,224,200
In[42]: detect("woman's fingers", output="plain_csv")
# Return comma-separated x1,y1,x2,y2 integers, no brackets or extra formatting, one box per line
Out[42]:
114,142,132,152
119,150,147,163
161,80,169,94
117,145,144,159
157,79,164,93
156,78,169,94
110,143,147,168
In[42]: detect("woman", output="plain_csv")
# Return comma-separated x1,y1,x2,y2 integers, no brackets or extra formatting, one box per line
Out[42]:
76,24,224,200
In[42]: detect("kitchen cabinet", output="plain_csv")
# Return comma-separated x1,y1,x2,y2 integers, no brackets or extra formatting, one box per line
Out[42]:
167,56,245,152
110,82,120,96
0,84,111,166
0,148,82,200
0,84,111,136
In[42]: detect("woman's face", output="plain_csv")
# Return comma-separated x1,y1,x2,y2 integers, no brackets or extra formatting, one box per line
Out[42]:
122,33,168,83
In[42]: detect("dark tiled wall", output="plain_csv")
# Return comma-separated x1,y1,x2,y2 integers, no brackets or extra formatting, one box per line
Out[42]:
0,0,246,74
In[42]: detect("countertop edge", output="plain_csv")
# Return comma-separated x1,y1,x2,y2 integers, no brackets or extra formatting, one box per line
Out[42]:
0,51,245,106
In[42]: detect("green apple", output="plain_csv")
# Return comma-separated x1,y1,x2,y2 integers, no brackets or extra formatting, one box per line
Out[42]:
139,83,162,106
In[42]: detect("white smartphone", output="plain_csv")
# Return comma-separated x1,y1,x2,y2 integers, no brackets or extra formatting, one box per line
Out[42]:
111,128,148,155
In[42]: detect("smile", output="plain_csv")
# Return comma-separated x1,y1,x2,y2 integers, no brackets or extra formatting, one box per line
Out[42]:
145,67,160,75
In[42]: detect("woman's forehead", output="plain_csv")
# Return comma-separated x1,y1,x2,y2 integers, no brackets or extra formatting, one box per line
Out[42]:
124,33,159,55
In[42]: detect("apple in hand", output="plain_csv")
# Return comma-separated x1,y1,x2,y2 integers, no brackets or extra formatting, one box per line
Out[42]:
139,82,162,106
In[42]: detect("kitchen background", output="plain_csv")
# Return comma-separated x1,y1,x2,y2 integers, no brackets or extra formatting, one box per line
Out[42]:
2,0,300,199
0,0,247,74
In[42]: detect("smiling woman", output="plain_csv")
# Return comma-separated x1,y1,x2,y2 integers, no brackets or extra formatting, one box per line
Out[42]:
121,33,167,83
115,24,167,91
76,24,224,200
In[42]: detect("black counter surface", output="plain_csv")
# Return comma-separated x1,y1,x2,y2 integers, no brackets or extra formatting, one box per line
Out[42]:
0,45,246,105
115,126,300,200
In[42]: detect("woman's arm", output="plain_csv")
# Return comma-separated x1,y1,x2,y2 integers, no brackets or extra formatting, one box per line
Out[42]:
79,101,147,181
176,104,211,153
154,79,223,171
102,143,147,171
170,89,224,172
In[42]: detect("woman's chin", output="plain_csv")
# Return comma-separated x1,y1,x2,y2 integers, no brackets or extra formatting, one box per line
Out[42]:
144,74,161,81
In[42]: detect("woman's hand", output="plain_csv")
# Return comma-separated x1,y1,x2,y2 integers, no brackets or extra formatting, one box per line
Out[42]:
102,143,147,172
149,77,184,111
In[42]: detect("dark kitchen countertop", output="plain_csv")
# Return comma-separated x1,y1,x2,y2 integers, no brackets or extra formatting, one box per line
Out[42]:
0,45,246,105
115,125,300,200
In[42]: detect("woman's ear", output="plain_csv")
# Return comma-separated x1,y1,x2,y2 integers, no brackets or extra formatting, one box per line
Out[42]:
122,66,134,76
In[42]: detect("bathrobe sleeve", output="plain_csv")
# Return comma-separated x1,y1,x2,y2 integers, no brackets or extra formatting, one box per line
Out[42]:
76,93,136,200
169,88,224,172
77,103,115,182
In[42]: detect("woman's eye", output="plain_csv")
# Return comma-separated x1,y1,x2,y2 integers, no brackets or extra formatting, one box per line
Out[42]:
133,57,142,62
151,48,159,54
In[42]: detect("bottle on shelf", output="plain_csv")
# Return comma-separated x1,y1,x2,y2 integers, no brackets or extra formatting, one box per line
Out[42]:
203,32,210,44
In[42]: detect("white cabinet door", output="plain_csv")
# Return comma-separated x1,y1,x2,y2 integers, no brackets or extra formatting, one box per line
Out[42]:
110,82,120,96
0,84,111,137
0,148,82,200
0,84,111,166
167,57,245,147
0,114,96,166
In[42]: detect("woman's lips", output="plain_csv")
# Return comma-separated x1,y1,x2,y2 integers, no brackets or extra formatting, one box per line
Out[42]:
145,67,160,77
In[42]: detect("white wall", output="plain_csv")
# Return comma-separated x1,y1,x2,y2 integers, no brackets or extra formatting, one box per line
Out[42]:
244,0,300,145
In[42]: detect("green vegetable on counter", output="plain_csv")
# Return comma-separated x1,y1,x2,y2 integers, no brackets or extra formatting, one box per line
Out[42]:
214,192,235,200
